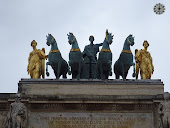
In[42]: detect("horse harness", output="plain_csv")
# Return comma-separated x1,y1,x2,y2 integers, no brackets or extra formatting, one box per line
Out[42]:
122,50,132,54
101,49,111,52
49,49,60,53
70,48,80,52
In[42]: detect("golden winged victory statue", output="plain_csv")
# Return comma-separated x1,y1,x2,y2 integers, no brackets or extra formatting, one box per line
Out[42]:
27,40,47,79
135,40,154,79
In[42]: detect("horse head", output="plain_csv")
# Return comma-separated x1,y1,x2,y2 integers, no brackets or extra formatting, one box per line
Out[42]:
105,29,114,45
46,34,55,46
67,32,76,45
126,35,135,46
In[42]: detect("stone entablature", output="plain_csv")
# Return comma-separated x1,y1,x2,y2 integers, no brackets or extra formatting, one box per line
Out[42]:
18,79,164,96
0,79,165,128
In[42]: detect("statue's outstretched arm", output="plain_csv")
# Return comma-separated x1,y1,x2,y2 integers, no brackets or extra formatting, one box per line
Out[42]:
96,43,103,47
38,49,48,59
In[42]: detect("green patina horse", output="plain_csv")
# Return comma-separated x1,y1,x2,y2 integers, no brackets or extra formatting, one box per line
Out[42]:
114,35,136,80
67,32,84,79
46,34,68,79
97,30,114,80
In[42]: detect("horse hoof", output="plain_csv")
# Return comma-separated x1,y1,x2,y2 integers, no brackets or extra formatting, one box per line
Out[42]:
132,73,136,77
46,72,50,77
68,71,72,75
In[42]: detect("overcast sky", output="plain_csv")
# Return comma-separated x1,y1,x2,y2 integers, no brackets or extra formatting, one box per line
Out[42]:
0,0,169,93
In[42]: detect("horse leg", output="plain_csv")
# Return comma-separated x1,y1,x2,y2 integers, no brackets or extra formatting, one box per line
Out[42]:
115,74,119,79
80,62,84,79
114,61,120,79
99,62,104,80
68,60,72,75
105,71,109,79
46,62,51,77
72,71,76,79
63,64,67,79
125,70,128,79
77,62,81,80
121,65,126,80
132,63,136,78
96,63,100,79
63,74,67,79
63,61,68,79
108,60,112,76
57,62,61,79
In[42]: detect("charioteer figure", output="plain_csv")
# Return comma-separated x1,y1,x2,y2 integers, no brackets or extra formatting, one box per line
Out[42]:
82,36,103,79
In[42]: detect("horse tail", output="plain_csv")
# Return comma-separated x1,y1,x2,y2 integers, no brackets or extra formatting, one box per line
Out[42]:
113,60,119,76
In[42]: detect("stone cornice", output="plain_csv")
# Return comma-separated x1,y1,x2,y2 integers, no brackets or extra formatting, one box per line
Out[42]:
19,79,163,85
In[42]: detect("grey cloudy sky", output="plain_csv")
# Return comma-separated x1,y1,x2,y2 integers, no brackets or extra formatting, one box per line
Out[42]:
0,0,169,93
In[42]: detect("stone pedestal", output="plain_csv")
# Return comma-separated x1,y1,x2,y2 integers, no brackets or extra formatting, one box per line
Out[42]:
0,79,164,128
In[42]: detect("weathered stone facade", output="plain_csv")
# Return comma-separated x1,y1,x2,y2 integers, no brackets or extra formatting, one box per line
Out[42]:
0,79,165,128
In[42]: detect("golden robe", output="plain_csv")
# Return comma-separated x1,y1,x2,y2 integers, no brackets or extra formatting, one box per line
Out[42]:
135,49,154,79
27,49,46,78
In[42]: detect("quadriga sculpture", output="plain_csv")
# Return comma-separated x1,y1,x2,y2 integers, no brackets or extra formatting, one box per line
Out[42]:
46,34,68,79
82,36,103,79
97,29,113,80
114,35,136,80
67,32,84,79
